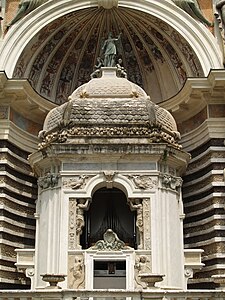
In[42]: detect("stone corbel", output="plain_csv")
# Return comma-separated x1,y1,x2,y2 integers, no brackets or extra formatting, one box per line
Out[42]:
184,249,204,288
98,0,118,9
15,249,35,289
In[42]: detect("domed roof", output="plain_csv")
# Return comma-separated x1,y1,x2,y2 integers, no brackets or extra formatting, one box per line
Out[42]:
39,68,180,150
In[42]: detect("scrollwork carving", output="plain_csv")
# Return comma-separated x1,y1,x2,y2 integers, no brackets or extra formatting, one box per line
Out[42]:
91,229,127,251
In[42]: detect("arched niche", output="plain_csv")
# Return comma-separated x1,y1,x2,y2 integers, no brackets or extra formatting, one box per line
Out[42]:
81,187,136,249
0,0,222,103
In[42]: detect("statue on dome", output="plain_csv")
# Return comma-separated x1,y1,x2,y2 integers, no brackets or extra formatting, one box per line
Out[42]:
172,0,212,26
116,58,127,78
90,57,104,79
7,0,48,28
101,32,122,67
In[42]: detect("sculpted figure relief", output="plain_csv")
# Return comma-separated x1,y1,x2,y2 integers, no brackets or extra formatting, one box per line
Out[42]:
69,255,85,289
134,255,151,288
102,32,122,67
216,0,225,26
7,0,48,27
76,199,90,243
172,0,212,26
130,199,144,249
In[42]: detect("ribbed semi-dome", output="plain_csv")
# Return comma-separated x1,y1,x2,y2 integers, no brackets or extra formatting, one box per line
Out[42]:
39,68,180,150
12,6,205,105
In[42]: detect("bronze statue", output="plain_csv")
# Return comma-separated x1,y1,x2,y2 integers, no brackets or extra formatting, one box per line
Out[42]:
172,0,212,26
7,0,48,27
102,32,122,67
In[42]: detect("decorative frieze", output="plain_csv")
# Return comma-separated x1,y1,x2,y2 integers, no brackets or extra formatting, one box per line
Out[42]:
63,175,92,190
38,124,181,150
127,175,158,190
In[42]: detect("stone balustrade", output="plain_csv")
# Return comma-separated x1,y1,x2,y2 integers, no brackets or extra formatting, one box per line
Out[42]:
0,289,224,300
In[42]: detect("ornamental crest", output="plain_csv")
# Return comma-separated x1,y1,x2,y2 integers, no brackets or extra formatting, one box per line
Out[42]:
91,229,126,251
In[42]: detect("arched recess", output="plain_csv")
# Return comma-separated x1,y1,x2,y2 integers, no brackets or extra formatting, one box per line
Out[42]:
0,0,222,103
81,187,136,249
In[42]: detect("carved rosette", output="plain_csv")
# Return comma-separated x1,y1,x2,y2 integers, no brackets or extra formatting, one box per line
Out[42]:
68,254,85,289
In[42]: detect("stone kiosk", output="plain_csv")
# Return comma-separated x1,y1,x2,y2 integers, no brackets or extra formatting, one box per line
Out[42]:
20,67,203,290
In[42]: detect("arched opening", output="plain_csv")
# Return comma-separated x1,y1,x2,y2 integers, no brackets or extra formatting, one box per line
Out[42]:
81,187,136,249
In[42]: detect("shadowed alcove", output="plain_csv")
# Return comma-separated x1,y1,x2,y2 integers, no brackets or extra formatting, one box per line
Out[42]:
81,187,136,249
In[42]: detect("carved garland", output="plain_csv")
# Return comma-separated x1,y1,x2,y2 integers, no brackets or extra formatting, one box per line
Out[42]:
38,124,181,150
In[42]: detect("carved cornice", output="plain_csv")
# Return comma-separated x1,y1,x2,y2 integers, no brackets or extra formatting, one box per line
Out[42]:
38,124,181,151
0,72,55,125
161,70,225,123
